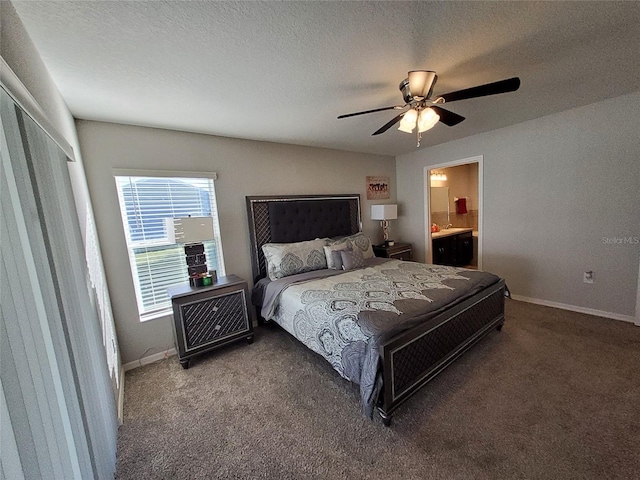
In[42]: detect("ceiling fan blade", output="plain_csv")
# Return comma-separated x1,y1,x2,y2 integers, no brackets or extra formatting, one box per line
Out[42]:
430,106,465,127
372,112,406,136
337,105,404,119
439,77,521,103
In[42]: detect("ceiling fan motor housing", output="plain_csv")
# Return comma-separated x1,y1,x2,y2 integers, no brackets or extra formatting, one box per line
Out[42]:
399,79,412,104
400,71,438,104
411,71,437,98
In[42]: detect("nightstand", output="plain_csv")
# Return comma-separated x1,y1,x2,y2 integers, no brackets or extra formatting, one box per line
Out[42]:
373,242,413,261
168,274,254,369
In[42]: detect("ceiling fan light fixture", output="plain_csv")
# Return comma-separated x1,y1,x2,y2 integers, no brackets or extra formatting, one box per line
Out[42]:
417,108,440,132
337,71,520,145
398,109,418,133
408,70,436,98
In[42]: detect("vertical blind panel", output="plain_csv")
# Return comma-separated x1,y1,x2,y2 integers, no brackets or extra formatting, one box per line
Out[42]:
115,176,224,315
0,378,26,480
2,88,119,479
21,111,120,478
2,90,84,479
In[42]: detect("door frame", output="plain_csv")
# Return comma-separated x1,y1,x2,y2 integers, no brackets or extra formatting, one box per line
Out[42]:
635,258,640,326
424,155,483,269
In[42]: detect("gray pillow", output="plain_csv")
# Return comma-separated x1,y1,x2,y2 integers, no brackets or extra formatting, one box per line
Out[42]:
262,238,328,280
323,243,349,269
340,248,366,271
330,250,344,270
329,232,374,259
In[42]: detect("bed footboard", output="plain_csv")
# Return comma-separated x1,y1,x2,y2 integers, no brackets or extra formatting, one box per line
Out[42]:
378,279,505,426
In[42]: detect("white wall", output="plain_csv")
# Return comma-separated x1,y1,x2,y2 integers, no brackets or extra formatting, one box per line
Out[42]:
77,120,396,364
397,92,640,318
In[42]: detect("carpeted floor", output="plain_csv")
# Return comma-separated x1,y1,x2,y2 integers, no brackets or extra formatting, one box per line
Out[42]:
115,300,640,479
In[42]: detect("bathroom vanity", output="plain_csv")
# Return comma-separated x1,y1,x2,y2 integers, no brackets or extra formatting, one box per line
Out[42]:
432,228,473,267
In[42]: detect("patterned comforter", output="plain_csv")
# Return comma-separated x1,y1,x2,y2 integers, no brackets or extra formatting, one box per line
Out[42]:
259,259,500,417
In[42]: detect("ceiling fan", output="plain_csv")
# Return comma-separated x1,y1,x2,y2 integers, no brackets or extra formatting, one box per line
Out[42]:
337,71,521,146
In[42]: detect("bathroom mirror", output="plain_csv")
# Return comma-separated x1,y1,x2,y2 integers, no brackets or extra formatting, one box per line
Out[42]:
430,187,449,222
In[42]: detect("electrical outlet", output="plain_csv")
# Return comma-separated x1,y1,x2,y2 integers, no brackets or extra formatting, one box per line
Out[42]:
583,271,594,284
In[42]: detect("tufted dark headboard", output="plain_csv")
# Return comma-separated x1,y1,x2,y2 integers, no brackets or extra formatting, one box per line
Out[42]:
246,194,361,283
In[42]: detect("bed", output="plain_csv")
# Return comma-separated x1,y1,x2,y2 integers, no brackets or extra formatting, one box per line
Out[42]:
246,194,505,426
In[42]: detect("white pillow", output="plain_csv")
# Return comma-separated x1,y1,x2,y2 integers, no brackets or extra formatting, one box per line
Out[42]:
262,238,328,280
329,232,374,259
323,243,349,269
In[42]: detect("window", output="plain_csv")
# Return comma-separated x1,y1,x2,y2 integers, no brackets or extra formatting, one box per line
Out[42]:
114,173,224,320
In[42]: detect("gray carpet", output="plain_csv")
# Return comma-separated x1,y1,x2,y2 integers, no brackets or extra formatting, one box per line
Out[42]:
116,300,640,479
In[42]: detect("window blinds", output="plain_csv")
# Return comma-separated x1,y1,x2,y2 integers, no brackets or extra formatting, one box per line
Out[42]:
115,176,224,317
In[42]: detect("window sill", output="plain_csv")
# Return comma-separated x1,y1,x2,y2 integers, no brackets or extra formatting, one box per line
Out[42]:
140,309,172,323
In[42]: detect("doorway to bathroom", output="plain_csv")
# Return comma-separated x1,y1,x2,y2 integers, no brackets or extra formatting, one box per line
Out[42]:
424,155,483,269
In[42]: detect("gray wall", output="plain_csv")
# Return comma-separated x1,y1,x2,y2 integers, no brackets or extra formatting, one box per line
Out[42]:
2,0,119,372
77,120,396,364
1,1,77,147
397,92,640,318
1,1,118,478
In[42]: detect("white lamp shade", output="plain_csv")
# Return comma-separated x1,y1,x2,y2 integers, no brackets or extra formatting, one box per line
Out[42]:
165,217,215,243
418,108,440,132
408,70,436,98
398,109,418,133
371,204,398,221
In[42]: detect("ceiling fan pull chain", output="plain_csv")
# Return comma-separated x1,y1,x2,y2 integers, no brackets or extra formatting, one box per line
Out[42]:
416,131,422,148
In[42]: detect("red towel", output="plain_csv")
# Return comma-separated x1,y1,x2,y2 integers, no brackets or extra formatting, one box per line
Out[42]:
457,198,468,214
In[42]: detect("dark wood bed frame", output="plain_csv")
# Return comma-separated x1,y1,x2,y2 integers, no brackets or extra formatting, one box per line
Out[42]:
246,194,505,426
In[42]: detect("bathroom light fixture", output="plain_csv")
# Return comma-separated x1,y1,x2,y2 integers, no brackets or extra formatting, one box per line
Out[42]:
431,172,447,182
371,204,398,245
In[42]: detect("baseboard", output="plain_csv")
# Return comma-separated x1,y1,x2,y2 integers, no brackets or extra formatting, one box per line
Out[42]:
117,366,125,426
123,348,177,372
510,295,636,324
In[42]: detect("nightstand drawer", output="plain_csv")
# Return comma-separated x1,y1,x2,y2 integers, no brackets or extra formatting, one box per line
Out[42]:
389,248,412,261
373,242,413,261
179,290,250,351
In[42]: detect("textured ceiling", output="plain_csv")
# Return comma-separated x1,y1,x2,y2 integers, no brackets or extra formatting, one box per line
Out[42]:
11,1,640,157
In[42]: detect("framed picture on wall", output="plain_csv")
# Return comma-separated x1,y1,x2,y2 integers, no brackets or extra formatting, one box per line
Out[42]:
366,176,390,200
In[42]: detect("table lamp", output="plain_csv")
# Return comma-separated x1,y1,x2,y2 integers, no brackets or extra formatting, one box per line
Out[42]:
166,216,215,286
371,204,398,246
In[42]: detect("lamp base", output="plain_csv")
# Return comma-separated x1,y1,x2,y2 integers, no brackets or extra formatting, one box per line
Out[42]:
385,240,395,247
381,220,390,245
185,242,209,287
